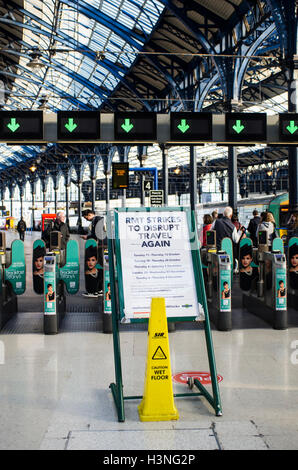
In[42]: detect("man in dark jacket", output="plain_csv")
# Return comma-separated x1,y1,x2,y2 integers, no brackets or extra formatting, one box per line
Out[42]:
17,217,26,241
52,211,70,250
214,206,244,250
81,210,106,246
247,210,261,246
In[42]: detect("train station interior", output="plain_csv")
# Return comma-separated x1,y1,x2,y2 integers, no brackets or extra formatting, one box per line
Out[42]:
0,0,298,453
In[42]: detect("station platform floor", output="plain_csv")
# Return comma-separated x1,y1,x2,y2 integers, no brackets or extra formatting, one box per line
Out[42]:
0,231,298,451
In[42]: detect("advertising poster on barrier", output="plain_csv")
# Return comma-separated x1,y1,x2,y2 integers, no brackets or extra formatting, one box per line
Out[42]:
32,240,46,294
239,239,258,291
59,240,80,294
104,268,111,314
219,269,231,312
5,240,26,295
117,210,199,320
84,239,102,296
44,269,56,315
288,238,298,290
276,268,287,310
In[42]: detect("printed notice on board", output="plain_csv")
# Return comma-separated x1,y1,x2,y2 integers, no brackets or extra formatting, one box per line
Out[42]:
118,211,199,320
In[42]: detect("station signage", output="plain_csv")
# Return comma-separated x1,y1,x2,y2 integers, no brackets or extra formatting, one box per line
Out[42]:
150,190,164,207
114,112,157,141
279,113,298,142
170,112,212,142
112,162,129,189
57,111,100,140
0,111,43,140
225,112,267,142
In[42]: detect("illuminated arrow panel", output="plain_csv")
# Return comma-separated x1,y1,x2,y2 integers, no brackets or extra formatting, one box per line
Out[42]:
114,112,157,141
57,111,100,140
225,113,267,142
0,111,43,140
279,113,298,142
170,112,212,142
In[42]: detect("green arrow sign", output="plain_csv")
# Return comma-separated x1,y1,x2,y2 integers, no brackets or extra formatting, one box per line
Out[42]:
177,119,190,133
232,120,245,134
121,118,134,133
7,118,20,133
286,120,298,135
65,118,77,133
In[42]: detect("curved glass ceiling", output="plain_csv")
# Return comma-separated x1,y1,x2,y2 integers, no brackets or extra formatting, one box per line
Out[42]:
5,0,164,111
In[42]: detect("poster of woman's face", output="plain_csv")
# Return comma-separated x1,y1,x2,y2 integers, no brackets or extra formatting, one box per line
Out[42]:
85,245,100,294
240,244,258,291
289,243,298,290
33,245,46,294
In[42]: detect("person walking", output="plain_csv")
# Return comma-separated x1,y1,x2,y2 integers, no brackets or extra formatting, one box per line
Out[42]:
247,210,261,246
17,217,26,241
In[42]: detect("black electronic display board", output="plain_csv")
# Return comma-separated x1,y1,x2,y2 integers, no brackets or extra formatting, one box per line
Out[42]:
0,111,43,140
112,162,129,189
57,111,100,140
279,113,298,142
225,113,267,142
114,112,156,141
170,112,212,141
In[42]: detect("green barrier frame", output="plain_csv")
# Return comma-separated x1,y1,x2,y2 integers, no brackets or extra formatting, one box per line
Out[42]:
107,207,222,422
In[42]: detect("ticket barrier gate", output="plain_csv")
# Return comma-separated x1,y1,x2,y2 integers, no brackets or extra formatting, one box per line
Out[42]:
242,233,287,330
0,232,26,329
33,231,80,334
202,232,232,331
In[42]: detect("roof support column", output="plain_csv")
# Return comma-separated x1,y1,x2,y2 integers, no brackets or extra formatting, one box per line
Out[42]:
190,146,197,211
161,145,168,206
228,146,238,214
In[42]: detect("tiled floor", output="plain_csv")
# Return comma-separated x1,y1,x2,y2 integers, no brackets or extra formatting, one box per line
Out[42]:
0,231,298,450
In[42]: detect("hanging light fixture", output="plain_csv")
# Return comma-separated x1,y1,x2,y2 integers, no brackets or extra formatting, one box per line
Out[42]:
29,164,37,173
173,166,181,175
27,48,45,69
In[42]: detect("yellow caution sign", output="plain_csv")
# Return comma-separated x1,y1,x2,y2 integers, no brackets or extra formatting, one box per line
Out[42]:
138,298,179,422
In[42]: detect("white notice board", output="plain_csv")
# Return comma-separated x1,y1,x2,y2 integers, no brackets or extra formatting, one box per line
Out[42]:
115,208,200,321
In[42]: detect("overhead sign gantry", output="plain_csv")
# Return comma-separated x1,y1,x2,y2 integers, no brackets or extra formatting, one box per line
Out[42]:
0,111,297,145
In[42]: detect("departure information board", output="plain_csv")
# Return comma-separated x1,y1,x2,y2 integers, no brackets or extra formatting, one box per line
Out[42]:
114,112,157,141
279,113,298,142
0,111,43,140
225,113,267,142
170,112,212,141
112,162,129,189
57,111,100,140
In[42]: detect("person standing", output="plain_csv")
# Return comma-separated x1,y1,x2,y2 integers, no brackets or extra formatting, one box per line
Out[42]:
256,211,276,248
214,206,245,250
17,217,26,241
52,211,70,250
247,210,261,246
201,214,213,247
81,209,106,246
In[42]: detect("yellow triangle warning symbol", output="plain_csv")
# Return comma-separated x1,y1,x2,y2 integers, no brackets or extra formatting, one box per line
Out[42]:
152,346,167,360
